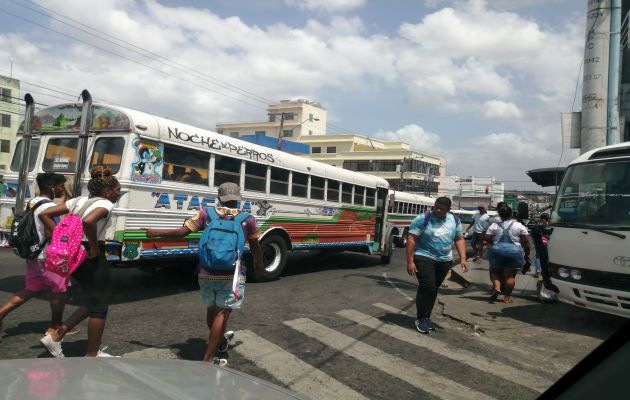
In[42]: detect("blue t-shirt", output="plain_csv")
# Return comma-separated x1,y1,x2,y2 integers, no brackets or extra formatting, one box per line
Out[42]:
408,213,463,261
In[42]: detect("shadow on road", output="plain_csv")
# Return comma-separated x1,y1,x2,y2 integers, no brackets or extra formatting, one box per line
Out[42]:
486,303,627,340
280,251,383,278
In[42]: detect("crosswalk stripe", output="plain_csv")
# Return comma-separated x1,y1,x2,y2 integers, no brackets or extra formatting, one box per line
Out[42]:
373,303,572,372
234,329,369,400
337,309,552,392
284,318,496,400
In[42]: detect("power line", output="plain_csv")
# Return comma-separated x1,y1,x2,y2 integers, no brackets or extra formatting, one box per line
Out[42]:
2,7,268,112
13,0,275,106
0,94,48,107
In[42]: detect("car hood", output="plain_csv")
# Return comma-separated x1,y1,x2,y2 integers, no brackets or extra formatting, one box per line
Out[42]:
0,358,306,400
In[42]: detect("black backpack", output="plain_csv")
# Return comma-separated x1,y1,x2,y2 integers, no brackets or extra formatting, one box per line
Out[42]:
9,199,51,259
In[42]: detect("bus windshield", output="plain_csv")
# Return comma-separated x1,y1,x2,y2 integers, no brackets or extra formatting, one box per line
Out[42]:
551,160,630,228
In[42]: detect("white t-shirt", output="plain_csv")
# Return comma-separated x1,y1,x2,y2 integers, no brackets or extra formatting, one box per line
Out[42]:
28,196,57,259
65,197,114,241
486,219,529,246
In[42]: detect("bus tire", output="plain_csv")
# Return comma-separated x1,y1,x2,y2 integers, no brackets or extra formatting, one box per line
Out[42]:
380,234,395,264
399,229,409,248
252,235,287,282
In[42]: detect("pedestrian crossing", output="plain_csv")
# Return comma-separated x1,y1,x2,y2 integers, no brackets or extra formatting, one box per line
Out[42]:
121,301,558,399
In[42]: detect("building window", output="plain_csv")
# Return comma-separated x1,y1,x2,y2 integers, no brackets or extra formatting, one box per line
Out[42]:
312,147,321,154
230,132,240,138
1,88,11,102
308,130,313,136
0,139,10,153
1,113,10,128
326,146,336,154
254,131,265,136
282,130,293,138
309,113,314,121
283,113,295,120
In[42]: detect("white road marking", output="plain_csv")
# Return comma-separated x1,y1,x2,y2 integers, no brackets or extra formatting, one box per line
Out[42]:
284,318,496,400
337,309,552,392
382,272,414,301
374,303,572,371
234,329,369,400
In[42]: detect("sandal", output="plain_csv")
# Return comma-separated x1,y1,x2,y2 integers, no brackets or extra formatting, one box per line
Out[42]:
489,290,501,302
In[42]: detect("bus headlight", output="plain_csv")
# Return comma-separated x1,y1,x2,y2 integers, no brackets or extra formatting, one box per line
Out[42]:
558,267,570,278
570,269,582,280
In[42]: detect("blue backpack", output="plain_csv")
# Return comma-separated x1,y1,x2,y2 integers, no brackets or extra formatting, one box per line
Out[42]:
198,208,251,272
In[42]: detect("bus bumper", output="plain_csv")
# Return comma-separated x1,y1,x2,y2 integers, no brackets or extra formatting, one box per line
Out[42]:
552,279,630,318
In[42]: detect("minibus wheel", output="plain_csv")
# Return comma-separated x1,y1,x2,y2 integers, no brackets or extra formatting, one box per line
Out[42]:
252,235,287,281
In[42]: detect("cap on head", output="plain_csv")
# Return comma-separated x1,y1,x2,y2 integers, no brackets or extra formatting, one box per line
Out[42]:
218,182,242,202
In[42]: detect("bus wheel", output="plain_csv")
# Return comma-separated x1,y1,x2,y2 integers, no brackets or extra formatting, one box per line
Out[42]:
380,234,395,264
399,229,408,248
253,235,287,282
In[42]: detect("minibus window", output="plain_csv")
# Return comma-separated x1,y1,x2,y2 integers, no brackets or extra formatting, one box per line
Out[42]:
270,167,289,195
10,139,40,172
327,180,340,203
42,138,78,172
245,161,266,193
292,172,308,198
163,144,209,185
90,137,125,173
213,154,241,187
311,176,325,200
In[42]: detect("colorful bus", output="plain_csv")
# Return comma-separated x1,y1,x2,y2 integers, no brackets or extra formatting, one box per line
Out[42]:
387,190,434,247
1,92,395,281
549,142,630,318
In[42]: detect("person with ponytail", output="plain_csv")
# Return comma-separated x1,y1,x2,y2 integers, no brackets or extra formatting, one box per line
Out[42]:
0,172,71,343
38,166,121,358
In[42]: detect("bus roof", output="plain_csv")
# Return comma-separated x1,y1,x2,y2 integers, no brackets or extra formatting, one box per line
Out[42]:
389,190,435,205
571,142,630,165
23,102,389,189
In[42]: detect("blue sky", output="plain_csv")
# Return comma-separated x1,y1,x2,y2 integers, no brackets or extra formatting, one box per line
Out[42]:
0,0,586,189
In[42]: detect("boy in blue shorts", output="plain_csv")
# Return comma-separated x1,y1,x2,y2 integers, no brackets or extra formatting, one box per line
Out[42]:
146,182,262,365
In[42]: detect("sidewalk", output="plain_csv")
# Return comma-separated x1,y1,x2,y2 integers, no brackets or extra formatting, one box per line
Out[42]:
438,254,546,334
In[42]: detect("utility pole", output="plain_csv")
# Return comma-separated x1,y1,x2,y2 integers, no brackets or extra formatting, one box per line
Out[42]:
399,157,406,191
276,112,287,150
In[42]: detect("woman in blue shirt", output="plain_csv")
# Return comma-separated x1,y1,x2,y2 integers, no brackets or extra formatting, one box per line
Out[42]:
406,197,468,334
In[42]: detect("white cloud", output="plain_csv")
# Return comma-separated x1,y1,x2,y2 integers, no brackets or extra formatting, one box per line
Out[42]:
482,100,523,119
285,0,365,13
374,124,442,155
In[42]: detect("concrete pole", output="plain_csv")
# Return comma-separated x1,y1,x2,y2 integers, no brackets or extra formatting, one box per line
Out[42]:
607,0,621,145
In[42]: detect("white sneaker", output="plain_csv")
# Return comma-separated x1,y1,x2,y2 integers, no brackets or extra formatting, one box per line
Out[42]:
212,357,228,366
96,346,120,358
218,330,235,352
40,334,64,358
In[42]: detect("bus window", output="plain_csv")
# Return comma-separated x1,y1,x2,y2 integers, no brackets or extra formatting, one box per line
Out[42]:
354,186,365,205
292,172,308,198
311,176,325,200
163,144,209,185
42,138,78,172
213,154,240,187
342,183,353,204
366,188,375,207
10,139,40,172
245,161,266,193
270,166,289,195
90,137,125,173
327,179,340,203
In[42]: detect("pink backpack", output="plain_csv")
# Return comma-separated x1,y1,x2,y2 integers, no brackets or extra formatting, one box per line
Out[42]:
44,197,103,277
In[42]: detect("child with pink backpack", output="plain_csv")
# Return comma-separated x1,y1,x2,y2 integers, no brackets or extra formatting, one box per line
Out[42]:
38,166,121,358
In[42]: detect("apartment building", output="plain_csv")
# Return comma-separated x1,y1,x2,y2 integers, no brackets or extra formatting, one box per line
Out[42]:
0,75,20,173
441,175,505,209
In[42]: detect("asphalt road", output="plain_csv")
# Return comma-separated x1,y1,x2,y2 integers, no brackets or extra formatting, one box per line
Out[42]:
0,247,625,400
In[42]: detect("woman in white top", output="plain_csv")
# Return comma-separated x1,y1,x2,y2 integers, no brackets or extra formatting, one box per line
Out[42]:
480,205,530,304
39,166,121,358
0,172,70,342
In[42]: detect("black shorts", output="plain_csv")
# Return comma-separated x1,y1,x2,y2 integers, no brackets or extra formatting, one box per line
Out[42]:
71,250,111,318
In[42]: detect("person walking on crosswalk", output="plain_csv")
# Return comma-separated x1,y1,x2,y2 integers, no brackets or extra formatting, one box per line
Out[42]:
406,197,468,334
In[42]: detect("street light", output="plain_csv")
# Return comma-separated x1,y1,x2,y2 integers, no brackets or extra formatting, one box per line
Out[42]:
272,112,319,150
